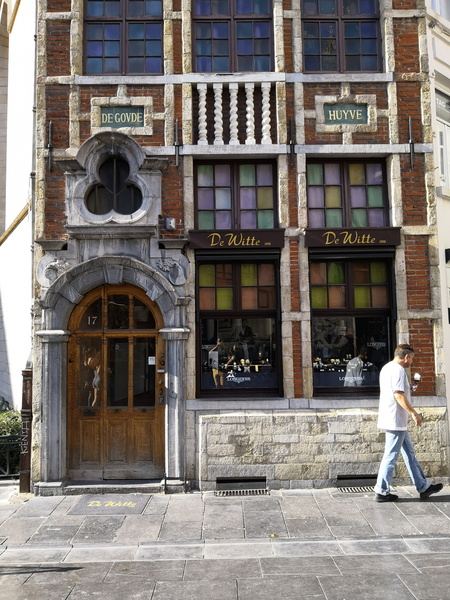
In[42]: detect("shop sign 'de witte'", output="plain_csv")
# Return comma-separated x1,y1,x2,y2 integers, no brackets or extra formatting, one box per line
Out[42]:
304,228,401,247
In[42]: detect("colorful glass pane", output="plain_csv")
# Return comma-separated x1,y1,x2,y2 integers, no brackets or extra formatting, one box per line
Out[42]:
257,187,273,209
258,287,276,308
198,188,214,210
309,209,325,228
325,186,341,207
350,186,366,207
216,188,232,209
241,211,257,228
354,286,371,307
240,188,256,209
257,210,274,229
240,164,256,186
310,262,327,285
216,264,233,286
353,263,369,284
216,288,233,309
370,261,386,283
308,187,324,208
242,287,258,309
256,164,273,185
307,164,323,185
311,287,328,308
367,186,383,207
371,286,388,307
368,208,385,227
199,288,216,310
349,163,365,185
366,163,383,185
327,262,344,284
215,211,232,229
199,264,215,287
351,208,367,227
325,209,342,227
258,263,275,286
198,165,214,186
241,264,258,286
215,164,231,186
198,211,215,229
328,286,345,308
324,163,340,185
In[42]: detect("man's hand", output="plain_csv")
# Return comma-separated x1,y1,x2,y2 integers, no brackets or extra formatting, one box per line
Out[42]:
412,411,423,427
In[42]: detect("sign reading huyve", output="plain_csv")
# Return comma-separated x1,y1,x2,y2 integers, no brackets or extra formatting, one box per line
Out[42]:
324,104,368,124
189,229,285,249
100,106,144,128
304,228,401,247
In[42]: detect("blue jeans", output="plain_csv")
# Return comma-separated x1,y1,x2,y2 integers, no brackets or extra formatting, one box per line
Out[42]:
375,430,429,496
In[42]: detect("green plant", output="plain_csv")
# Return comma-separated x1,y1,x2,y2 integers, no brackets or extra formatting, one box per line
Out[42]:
0,410,21,436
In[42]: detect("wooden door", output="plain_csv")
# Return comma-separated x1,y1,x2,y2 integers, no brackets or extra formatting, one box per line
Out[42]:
67,285,165,480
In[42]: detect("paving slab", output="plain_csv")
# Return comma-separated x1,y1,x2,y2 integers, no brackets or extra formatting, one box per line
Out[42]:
12,581,75,600
67,579,156,599
23,562,114,585
135,542,204,561
64,545,136,563
183,557,262,581
204,539,272,559
0,545,70,564
106,559,185,581
113,514,163,543
152,579,238,600
243,510,288,538
158,520,202,542
397,571,449,600
338,537,413,555
332,554,420,574
272,539,343,557
237,575,325,600
71,516,124,544
259,555,340,576
13,497,65,517
317,572,416,600
0,517,50,545
28,525,82,545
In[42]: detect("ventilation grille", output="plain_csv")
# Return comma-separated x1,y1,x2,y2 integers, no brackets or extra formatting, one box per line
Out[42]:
215,488,269,497
214,477,268,497
338,486,374,493
336,475,376,494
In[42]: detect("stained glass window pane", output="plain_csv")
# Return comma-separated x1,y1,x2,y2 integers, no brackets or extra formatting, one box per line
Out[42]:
241,264,258,286
368,209,385,227
307,164,323,185
353,262,369,284
242,287,258,309
199,264,215,287
257,164,273,185
198,165,214,186
309,210,324,227
199,288,216,310
240,165,256,186
216,264,232,286
354,286,371,307
215,211,232,229
217,288,233,309
240,188,256,209
370,261,386,283
241,211,257,228
198,211,215,229
349,163,365,185
308,187,324,208
372,286,388,307
350,186,366,207
311,287,328,308
259,263,275,286
310,262,327,285
198,188,215,210
257,188,273,209
325,186,341,207
216,188,232,209
325,209,342,227
215,164,231,185
328,262,344,284
351,208,367,227
329,286,345,308
324,163,340,184
259,287,276,308
367,186,383,207
257,210,274,229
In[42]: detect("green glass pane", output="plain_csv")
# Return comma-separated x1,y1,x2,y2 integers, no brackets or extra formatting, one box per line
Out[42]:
257,187,273,209
197,164,214,186
240,164,256,186
351,208,367,227
198,211,215,230
325,209,342,227
216,288,233,309
367,186,383,207
325,186,341,208
349,163,365,185
241,264,257,286
354,286,371,308
311,287,328,308
307,163,323,185
257,210,274,229
370,261,387,283
199,264,215,287
327,262,344,284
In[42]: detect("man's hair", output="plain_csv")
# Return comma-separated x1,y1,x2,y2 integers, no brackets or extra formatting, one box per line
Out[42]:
394,344,415,359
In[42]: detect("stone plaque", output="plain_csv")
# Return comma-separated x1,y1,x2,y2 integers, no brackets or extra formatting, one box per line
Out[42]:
69,494,150,515
100,106,145,128
324,104,368,124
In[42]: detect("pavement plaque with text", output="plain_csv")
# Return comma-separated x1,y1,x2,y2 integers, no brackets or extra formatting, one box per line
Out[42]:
69,494,150,515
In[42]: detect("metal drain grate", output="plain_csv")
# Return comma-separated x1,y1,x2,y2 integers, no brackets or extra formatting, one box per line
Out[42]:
214,488,269,497
338,486,374,493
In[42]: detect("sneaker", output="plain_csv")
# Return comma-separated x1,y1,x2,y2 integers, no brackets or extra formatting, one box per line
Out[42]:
420,483,443,500
375,493,398,503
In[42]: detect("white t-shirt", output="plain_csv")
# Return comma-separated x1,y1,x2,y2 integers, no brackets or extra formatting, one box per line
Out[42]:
377,360,410,430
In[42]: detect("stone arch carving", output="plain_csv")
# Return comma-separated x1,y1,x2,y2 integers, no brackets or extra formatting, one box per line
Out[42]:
40,256,187,332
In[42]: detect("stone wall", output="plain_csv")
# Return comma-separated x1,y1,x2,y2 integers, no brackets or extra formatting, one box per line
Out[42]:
197,409,448,490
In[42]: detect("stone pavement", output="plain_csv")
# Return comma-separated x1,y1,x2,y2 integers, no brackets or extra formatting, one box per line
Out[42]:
1,480,450,599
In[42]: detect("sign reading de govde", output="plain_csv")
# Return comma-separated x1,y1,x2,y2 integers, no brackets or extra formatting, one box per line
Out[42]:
324,104,368,125
100,106,144,128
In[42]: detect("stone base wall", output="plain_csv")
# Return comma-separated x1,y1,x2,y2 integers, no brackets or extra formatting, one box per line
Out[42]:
196,409,449,490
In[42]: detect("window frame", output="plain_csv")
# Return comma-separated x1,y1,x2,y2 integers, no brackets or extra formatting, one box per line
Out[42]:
194,160,278,231
301,0,381,73
306,159,389,230
196,253,282,398
437,120,450,189
84,0,164,75
309,253,396,396
192,0,273,73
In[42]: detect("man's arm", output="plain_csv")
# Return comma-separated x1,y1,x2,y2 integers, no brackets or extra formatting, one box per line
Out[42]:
394,391,422,426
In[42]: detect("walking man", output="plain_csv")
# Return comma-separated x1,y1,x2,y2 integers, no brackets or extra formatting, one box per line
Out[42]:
374,344,443,502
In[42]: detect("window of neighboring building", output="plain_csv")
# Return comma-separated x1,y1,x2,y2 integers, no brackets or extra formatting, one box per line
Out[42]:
310,256,393,393
86,156,143,215
431,0,450,21
436,91,450,189
306,160,388,228
302,0,380,73
195,162,277,230
84,0,163,74
193,0,272,73
198,257,281,395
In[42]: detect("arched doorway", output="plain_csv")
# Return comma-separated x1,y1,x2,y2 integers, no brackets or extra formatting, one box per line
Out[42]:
67,284,165,480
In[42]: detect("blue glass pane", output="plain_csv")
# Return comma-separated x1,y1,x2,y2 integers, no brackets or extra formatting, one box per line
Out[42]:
213,22,229,37
87,2,104,17
304,39,320,54
345,55,360,70
303,0,318,15
321,22,336,37
254,21,269,37
254,0,269,13
368,209,385,227
304,56,320,70
237,22,252,38
105,41,120,56
197,56,212,71
257,164,273,185
105,0,120,15
129,58,145,72
345,39,360,54
146,23,162,38
240,188,256,209
197,22,212,38
361,21,376,37
129,24,144,39
321,39,336,54
361,55,377,70
87,41,103,57
104,58,120,73
345,22,360,38
129,1,144,16
362,39,376,53
105,24,120,39
145,0,162,15
343,0,358,14
197,40,212,54
129,41,145,55
195,0,210,15
87,58,103,73
237,40,253,55
254,55,269,70
254,38,269,54
320,0,335,13
215,165,231,185
145,57,162,72
88,24,104,40
360,0,375,14
213,56,229,71
236,0,252,13
322,55,337,70
366,163,382,185
213,39,229,55
303,22,319,37
146,40,162,55
216,189,231,209
238,56,253,70
212,0,228,14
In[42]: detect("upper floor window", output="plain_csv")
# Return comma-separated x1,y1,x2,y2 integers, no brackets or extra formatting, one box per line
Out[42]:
85,0,163,74
431,0,450,21
195,161,277,230
193,0,272,72
307,160,388,228
302,0,380,72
